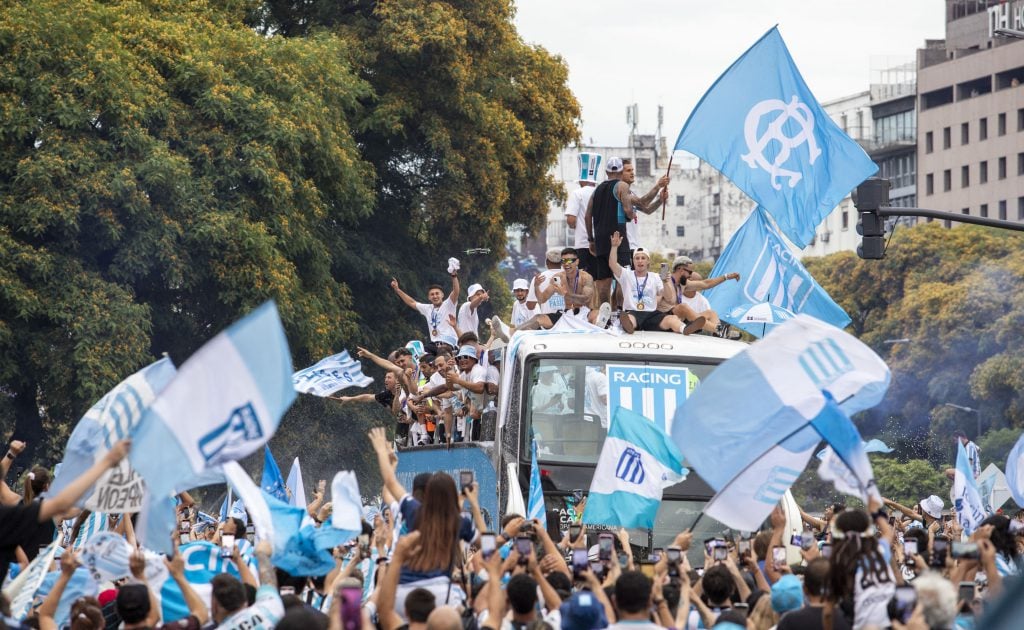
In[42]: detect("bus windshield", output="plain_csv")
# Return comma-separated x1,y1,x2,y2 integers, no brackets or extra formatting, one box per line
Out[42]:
525,357,720,465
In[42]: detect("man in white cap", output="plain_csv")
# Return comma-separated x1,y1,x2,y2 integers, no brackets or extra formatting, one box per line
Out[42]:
457,283,489,337
659,256,739,334
510,278,536,326
585,157,670,304
526,248,566,314
565,152,601,275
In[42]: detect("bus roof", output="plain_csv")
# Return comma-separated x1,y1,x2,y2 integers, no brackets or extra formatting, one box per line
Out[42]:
508,330,748,363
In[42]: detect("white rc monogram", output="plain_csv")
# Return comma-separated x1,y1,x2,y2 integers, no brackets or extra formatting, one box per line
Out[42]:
741,95,821,190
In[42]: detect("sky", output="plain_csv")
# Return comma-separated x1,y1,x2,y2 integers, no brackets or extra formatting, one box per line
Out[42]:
513,0,946,147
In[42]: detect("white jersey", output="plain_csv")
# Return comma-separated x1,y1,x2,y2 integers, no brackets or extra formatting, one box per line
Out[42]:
853,540,896,630
457,301,480,336
511,299,537,326
616,267,661,312
415,300,457,342
565,184,597,250
527,269,564,314
218,585,284,630
679,291,711,313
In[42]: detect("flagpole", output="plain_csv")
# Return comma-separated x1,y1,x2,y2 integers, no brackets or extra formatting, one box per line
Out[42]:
660,155,674,221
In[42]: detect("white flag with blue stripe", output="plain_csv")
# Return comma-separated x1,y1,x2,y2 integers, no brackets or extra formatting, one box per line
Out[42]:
130,301,295,551
49,357,177,513
1005,433,1024,508
954,440,987,534
292,350,373,397
671,314,890,531
583,406,688,529
674,27,877,248
527,439,546,530
704,208,850,333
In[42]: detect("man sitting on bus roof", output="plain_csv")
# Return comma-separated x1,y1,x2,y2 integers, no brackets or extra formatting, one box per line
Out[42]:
659,257,739,336
608,232,704,335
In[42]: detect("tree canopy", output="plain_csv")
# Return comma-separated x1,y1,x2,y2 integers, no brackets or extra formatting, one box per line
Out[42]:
0,0,580,467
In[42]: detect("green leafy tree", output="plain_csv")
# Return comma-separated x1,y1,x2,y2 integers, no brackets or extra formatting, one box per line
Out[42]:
871,456,947,507
0,0,374,458
977,428,1022,470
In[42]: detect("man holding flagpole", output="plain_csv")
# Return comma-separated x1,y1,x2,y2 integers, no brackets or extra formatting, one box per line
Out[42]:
585,158,670,305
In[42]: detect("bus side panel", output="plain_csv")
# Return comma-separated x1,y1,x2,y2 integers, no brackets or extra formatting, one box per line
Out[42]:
396,447,499,529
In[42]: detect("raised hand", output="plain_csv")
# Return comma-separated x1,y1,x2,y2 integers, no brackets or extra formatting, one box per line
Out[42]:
610,231,622,249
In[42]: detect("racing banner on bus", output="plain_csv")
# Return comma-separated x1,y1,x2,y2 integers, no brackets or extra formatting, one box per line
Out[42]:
606,365,698,435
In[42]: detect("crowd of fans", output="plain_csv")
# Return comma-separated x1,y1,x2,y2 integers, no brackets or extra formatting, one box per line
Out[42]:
2,431,1022,630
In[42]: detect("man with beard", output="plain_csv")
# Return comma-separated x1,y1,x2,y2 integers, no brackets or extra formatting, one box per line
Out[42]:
608,232,703,335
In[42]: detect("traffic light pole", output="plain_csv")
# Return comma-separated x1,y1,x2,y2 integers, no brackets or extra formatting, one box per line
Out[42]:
855,177,1024,259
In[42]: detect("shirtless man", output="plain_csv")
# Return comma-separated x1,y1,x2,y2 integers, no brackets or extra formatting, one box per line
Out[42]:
659,257,739,334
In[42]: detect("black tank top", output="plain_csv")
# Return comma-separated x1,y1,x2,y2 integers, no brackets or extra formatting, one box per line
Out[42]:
590,179,629,255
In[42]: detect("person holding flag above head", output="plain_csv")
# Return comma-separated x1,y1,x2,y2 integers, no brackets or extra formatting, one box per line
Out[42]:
585,157,670,305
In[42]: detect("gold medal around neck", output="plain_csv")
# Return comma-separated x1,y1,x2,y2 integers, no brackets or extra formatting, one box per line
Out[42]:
637,303,645,311
432,329,439,336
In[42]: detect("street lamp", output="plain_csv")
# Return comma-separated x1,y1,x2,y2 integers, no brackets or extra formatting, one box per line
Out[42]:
942,403,981,437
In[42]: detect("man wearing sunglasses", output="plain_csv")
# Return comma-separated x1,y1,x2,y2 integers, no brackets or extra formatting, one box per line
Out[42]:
490,248,611,339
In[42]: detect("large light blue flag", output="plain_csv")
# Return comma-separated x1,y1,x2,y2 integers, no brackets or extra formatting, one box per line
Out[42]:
131,302,295,550
527,439,547,531
672,314,889,531
705,207,850,333
583,406,688,530
954,441,987,534
1005,433,1024,508
674,27,877,248
262,446,288,502
48,357,176,513
293,350,373,397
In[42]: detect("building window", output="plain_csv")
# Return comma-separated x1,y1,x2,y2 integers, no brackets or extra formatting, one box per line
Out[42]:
926,173,934,195
961,165,970,187
675,195,685,206
944,219,952,228
713,192,720,205
961,122,969,145
635,158,651,177
842,211,849,230
999,200,1007,220
998,112,1007,136
1019,152,1024,176
980,203,989,218
999,156,1007,179
980,161,988,183
980,117,988,140
675,225,685,237
1019,197,1024,220
943,169,951,191
1019,108,1024,132
943,127,951,149
925,131,934,153
962,207,970,215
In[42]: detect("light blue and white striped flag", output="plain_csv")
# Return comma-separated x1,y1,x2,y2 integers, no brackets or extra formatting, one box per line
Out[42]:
954,440,987,534
814,394,881,504
292,350,373,397
527,439,546,530
583,406,688,529
69,512,109,550
48,357,176,513
672,314,890,531
130,302,295,551
1005,433,1024,508
704,208,850,335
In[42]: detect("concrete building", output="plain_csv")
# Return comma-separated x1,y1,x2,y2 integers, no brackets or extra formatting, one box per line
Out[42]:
543,131,750,263
917,0,1024,223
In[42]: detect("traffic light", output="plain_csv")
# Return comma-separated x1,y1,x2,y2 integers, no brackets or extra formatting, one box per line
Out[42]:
855,178,890,260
